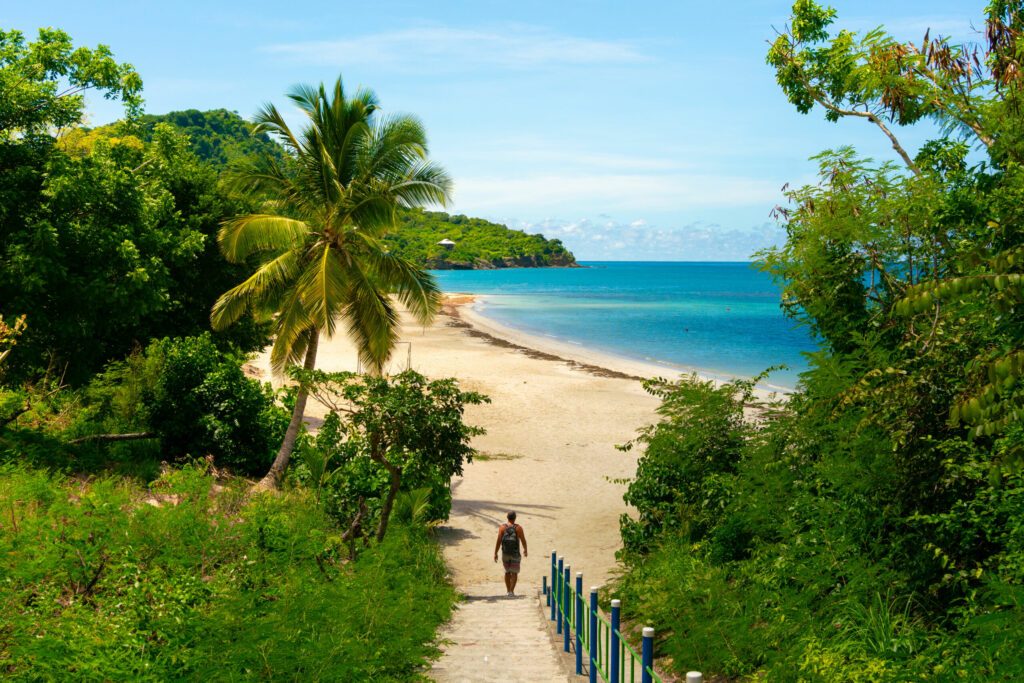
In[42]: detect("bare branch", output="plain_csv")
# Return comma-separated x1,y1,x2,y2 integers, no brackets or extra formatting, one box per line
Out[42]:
69,432,157,445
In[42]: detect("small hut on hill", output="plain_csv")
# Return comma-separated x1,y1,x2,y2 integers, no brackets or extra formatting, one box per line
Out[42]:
437,238,456,250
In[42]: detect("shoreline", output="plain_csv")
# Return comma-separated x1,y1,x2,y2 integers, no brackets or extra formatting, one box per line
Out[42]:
443,293,790,400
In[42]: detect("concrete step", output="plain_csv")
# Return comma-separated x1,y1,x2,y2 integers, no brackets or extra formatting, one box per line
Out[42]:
430,583,570,683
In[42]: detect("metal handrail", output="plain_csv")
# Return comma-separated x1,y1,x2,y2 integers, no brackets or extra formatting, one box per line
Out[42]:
543,550,699,683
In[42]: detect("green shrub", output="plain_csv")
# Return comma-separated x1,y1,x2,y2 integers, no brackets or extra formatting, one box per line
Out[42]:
146,335,287,475
73,334,288,476
618,374,750,555
291,369,487,536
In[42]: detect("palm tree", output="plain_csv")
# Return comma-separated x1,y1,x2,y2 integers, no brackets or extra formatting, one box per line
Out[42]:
211,77,451,490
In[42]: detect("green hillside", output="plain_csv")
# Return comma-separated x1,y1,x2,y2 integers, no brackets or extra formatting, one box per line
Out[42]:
135,109,576,269
389,209,576,269
136,108,288,169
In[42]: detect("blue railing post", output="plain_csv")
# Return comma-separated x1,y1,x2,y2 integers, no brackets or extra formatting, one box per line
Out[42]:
563,566,571,653
550,551,556,618
556,556,564,633
589,586,598,683
575,572,583,675
610,599,621,683
641,627,654,683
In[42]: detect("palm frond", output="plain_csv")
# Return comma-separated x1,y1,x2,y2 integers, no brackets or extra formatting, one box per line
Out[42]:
297,243,350,338
218,214,310,263
357,114,429,184
392,160,453,208
287,83,325,121
269,286,316,374
345,186,400,237
343,261,400,373
222,153,295,201
252,102,302,155
210,250,300,330
368,248,441,326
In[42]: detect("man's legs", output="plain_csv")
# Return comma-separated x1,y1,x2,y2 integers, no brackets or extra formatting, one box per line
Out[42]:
504,571,512,593
509,571,518,594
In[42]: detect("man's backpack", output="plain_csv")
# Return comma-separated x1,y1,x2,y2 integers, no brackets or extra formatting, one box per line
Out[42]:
501,524,519,555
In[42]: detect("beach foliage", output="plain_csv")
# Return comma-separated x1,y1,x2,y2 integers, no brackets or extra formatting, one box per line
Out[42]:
69,334,289,476
615,2,1024,680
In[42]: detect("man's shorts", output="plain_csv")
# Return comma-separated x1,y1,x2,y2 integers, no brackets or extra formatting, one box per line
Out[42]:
502,553,521,574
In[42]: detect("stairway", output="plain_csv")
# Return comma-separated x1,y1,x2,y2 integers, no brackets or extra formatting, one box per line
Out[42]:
430,583,569,683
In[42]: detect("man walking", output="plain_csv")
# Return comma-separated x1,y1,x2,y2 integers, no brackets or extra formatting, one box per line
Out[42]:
494,511,527,597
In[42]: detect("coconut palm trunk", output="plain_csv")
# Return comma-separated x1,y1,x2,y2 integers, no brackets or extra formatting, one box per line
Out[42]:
254,330,319,491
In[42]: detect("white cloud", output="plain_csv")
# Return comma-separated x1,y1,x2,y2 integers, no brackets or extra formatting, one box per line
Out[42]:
265,24,651,71
512,217,786,262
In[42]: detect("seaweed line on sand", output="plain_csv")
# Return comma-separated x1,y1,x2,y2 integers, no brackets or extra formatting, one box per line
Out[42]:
441,303,645,382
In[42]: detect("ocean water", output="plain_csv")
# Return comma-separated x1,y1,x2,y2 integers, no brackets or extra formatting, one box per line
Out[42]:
430,261,816,390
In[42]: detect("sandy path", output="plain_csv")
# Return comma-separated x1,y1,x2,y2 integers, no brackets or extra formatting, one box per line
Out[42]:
252,298,666,681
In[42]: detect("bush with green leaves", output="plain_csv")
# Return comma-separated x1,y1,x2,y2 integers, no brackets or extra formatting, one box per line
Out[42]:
147,335,286,474
291,369,488,540
0,462,456,681
76,334,288,476
617,374,751,556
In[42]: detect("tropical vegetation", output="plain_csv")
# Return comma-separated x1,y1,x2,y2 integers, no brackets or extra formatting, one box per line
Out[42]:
0,463,455,681
0,27,479,680
613,2,1024,680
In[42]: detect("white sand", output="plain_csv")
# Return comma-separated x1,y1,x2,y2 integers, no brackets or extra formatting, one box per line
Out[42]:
251,295,672,593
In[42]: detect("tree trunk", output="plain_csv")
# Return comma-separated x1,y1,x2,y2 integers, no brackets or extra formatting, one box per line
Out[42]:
370,429,402,542
253,329,320,492
375,458,402,542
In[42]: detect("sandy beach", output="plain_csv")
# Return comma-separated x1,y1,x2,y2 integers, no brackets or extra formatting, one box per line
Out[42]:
252,294,675,593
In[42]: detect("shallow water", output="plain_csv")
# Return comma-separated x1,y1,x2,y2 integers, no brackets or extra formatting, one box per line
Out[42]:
430,261,816,390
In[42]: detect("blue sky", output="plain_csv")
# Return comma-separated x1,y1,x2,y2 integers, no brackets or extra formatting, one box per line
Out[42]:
9,1,984,260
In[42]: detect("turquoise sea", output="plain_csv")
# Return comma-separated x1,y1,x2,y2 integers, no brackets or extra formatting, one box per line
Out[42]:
430,262,816,390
